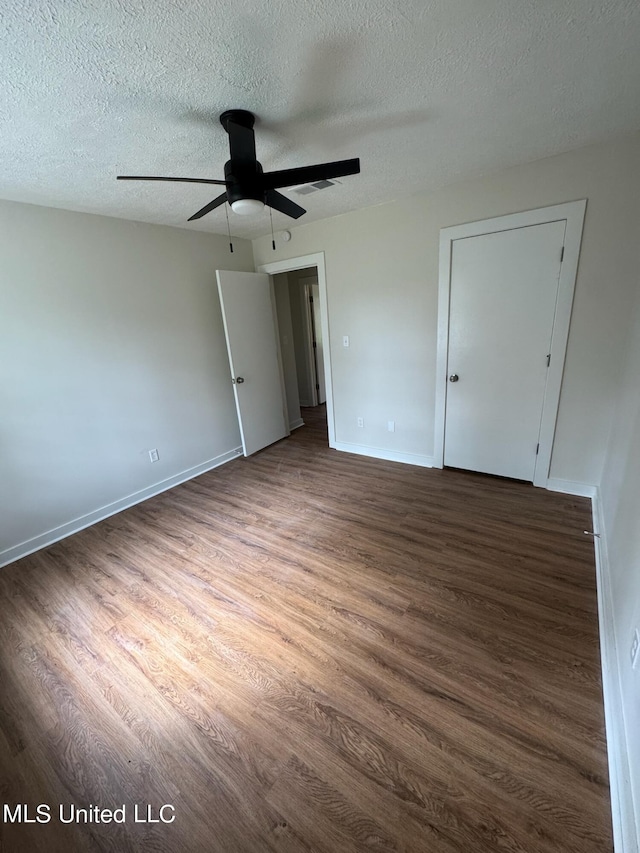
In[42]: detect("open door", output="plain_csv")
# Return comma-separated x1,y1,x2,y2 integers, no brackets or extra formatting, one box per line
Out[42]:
216,270,288,456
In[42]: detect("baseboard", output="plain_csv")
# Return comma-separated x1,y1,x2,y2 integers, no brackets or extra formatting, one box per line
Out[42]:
0,447,243,569
546,477,598,498
289,417,305,431
591,488,637,853
333,441,435,469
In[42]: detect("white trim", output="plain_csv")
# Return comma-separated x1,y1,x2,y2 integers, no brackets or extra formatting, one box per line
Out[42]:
289,417,305,431
257,253,336,448
435,201,587,487
591,489,637,853
545,481,636,850
545,477,597,498
333,441,435,468
0,447,243,569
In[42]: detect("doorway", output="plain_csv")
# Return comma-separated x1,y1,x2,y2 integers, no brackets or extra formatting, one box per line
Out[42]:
289,272,325,407
258,253,334,447
435,201,586,487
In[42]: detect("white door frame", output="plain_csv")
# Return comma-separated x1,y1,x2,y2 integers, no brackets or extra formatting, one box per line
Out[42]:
257,253,336,447
435,200,586,488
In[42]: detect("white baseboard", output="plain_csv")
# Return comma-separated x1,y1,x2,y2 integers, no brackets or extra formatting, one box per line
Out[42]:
289,417,305,431
333,441,435,469
0,447,243,569
546,477,598,498
591,488,637,853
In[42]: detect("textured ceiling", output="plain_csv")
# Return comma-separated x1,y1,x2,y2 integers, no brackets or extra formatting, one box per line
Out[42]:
1,0,640,239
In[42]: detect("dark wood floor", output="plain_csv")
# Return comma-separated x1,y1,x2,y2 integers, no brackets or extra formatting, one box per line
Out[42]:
0,406,612,852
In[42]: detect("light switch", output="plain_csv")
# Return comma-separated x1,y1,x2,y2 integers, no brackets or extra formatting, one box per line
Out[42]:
343,335,350,348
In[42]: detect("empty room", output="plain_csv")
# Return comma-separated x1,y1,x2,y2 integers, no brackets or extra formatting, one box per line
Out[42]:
1,1,639,851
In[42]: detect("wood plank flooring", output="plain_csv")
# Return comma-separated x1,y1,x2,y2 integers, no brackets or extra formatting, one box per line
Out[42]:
0,406,612,852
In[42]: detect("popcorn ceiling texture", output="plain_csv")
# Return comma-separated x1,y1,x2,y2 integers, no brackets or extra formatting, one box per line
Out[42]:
1,0,639,238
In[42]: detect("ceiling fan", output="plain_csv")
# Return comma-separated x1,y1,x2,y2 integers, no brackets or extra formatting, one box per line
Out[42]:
117,109,361,221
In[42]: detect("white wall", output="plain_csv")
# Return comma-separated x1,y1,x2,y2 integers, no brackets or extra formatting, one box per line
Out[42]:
253,135,640,481
0,199,254,564
599,277,640,850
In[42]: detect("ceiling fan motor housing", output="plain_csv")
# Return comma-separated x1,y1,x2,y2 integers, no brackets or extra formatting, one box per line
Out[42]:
224,159,265,205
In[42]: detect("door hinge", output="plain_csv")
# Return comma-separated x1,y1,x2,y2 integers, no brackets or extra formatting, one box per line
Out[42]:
316,383,320,390
560,246,565,262
536,443,540,455
312,341,317,348
309,295,313,303
546,353,551,367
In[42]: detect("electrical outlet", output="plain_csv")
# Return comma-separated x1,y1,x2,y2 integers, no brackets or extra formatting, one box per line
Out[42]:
357,417,364,428
149,449,159,463
631,628,640,668
388,420,395,432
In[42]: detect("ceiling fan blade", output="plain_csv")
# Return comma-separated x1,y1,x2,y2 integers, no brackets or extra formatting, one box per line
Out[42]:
187,193,228,221
262,158,360,190
117,176,227,185
265,190,306,220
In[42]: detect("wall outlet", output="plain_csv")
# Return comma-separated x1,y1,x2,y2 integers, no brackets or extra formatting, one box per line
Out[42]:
388,420,395,432
357,417,364,428
631,628,640,668
149,449,159,463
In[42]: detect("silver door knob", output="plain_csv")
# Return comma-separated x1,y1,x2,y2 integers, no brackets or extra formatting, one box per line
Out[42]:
235,376,245,384
449,374,459,382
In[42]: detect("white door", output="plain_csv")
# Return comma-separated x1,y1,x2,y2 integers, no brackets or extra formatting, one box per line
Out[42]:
216,270,288,456
444,221,565,481
310,283,326,404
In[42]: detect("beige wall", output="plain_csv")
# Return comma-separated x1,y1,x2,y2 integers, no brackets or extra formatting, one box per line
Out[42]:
599,280,640,847
0,199,254,562
254,135,640,482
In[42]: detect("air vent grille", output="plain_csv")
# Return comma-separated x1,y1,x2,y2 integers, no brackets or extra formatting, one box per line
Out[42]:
292,179,340,196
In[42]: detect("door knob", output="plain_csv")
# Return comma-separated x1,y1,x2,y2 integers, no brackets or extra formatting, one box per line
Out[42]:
449,374,459,382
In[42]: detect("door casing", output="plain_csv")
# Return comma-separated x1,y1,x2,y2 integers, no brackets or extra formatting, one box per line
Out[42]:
435,201,586,488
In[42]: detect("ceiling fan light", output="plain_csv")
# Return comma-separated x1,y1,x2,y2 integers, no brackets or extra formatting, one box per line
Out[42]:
231,198,265,215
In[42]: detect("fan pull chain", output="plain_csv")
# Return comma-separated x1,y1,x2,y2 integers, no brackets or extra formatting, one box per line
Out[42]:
269,206,276,251
225,203,233,253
